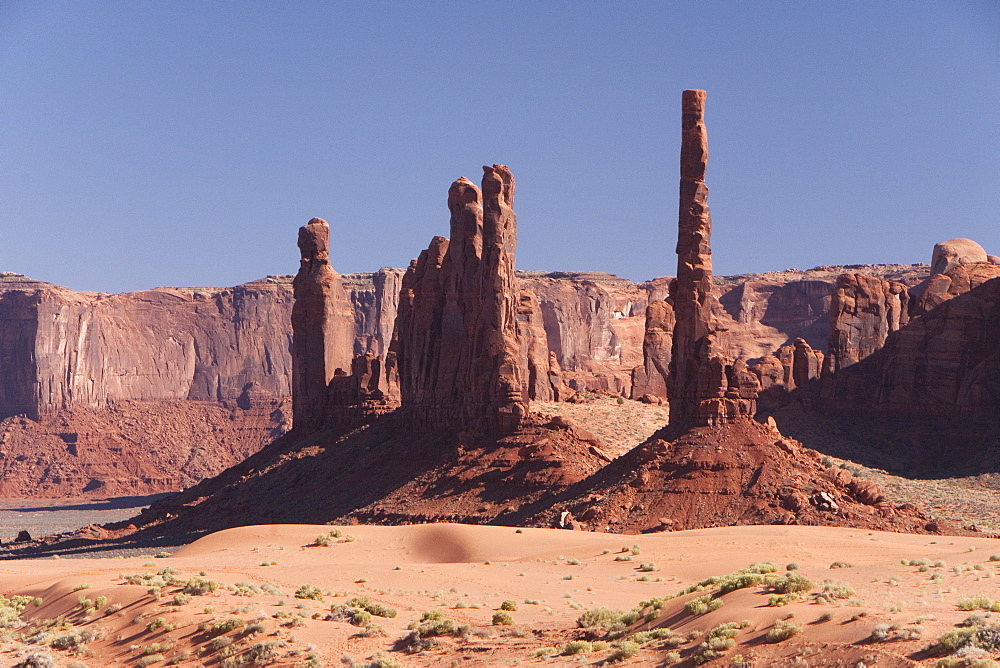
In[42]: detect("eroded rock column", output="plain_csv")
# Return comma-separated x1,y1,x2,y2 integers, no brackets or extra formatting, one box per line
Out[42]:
667,90,757,426
291,217,354,434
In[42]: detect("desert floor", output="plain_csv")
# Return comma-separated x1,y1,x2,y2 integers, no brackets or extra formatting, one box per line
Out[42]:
1,522,1000,666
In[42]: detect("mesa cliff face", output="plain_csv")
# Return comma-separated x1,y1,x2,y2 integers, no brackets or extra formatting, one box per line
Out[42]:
0,274,295,421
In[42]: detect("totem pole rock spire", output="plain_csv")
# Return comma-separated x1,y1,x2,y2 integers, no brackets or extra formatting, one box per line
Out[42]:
668,90,758,426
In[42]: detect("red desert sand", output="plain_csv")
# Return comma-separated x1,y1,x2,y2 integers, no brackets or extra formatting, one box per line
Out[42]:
2,523,1000,666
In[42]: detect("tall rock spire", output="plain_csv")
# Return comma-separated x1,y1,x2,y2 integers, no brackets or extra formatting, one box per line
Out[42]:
668,90,758,426
291,217,354,434
388,166,527,434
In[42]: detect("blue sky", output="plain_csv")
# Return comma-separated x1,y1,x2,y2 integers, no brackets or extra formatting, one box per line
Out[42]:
1,1,997,293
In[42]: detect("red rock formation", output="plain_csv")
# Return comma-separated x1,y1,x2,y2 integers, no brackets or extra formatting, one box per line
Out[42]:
667,89,758,426
514,90,938,535
521,273,654,396
931,238,989,276
630,297,674,400
517,289,564,401
0,394,289,498
524,419,940,534
291,218,355,434
912,261,1000,316
390,167,528,434
0,274,295,422
823,273,910,378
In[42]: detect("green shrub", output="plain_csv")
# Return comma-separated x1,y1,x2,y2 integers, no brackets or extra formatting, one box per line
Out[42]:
145,617,167,632
606,640,640,663
492,610,514,625
499,600,517,611
766,619,802,643
345,595,397,618
576,606,623,630
208,617,245,637
183,576,220,595
766,572,814,594
560,640,593,655
685,593,724,615
294,584,323,601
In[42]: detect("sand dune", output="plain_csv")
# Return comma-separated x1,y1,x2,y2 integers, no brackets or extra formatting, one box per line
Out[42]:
2,523,999,666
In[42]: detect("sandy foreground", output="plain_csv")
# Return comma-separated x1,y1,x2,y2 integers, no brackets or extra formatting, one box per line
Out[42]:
1,523,999,666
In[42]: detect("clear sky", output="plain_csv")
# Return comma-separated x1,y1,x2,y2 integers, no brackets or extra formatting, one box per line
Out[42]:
1,2,997,293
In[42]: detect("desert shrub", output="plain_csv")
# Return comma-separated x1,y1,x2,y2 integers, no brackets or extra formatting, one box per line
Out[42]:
766,572,814,594
766,619,802,643
829,561,854,569
691,621,746,665
606,640,640,663
294,584,323,601
50,629,100,650
137,655,164,668
561,640,593,655
208,617,245,637
14,653,56,668
396,611,459,653
311,529,342,546
492,610,514,625
145,617,167,632
958,596,999,612
183,576,220,595
357,656,401,668
576,606,623,630
685,593,724,615
768,593,799,607
345,596,397,618
208,636,233,652
935,655,997,668
626,628,685,647
960,615,989,628
244,641,277,665
822,582,856,599
639,562,657,572
870,623,891,641
499,599,518,611
0,595,35,628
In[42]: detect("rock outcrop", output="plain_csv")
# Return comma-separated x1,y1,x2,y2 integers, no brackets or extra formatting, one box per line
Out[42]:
630,297,674,400
389,167,528,434
291,218,356,434
0,394,289,498
521,273,656,396
931,238,989,276
0,274,296,421
667,89,758,426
